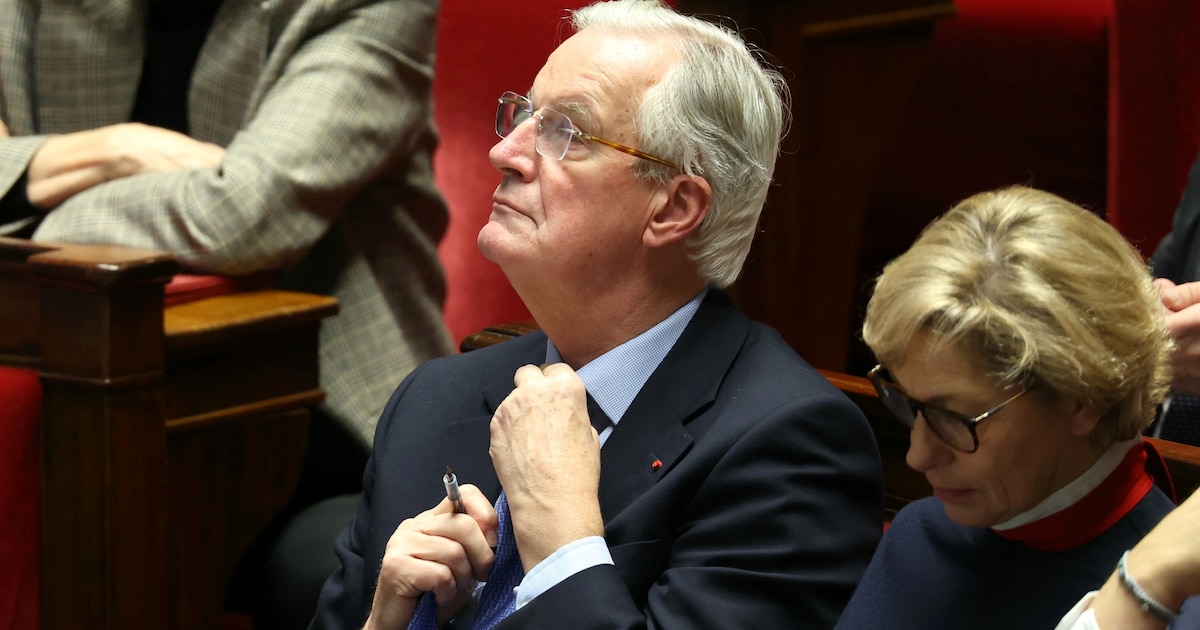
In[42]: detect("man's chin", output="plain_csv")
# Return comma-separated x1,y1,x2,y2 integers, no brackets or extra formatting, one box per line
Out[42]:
477,224,520,266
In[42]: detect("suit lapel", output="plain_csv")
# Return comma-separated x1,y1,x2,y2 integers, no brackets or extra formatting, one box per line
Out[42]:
440,337,550,503
596,290,749,519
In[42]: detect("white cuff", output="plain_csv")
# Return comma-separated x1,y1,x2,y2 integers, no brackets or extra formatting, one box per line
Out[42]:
513,536,613,609
1054,591,1102,630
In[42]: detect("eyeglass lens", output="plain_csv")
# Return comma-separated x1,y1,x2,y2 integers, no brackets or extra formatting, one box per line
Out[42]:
870,374,976,451
496,93,577,160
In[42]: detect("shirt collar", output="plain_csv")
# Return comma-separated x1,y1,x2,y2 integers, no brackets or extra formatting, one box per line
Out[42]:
545,291,705,429
992,437,1141,530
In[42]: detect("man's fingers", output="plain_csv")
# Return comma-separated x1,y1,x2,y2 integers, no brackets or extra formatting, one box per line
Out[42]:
0,119,9,137
1164,304,1200,340
1160,279,1200,312
541,362,581,380
457,484,500,547
392,511,495,590
513,363,545,386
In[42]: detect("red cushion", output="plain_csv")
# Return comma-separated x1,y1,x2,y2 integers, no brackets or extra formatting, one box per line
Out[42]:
0,367,40,630
163,272,273,307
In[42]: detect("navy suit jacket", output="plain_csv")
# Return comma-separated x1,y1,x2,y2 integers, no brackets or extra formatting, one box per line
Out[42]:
311,290,883,629
1153,151,1200,282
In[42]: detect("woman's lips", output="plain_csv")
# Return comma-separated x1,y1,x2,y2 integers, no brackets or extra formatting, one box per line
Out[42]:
932,486,973,502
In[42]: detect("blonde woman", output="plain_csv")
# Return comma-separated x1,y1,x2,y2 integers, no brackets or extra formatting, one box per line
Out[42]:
837,186,1177,629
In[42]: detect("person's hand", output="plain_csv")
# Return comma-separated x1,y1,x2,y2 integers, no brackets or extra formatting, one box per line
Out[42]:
26,122,225,209
0,119,9,138
490,363,603,571
1156,279,1200,395
99,122,226,175
1090,489,1200,628
1125,489,1200,609
365,484,499,630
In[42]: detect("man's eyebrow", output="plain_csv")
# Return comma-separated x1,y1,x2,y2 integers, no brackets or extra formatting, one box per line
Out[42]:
528,92,599,132
555,101,597,130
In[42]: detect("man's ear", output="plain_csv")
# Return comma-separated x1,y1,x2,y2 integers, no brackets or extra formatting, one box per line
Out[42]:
644,175,711,248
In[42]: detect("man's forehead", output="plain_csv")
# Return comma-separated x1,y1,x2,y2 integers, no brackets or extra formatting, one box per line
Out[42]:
527,86,600,125
530,31,668,130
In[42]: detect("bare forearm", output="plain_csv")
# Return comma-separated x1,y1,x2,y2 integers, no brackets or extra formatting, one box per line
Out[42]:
1091,550,1190,629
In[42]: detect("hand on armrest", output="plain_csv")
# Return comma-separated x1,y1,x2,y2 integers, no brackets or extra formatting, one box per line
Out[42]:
26,123,225,209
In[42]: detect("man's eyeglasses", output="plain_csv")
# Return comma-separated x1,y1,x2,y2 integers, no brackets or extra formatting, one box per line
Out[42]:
867,364,1030,453
495,91,681,171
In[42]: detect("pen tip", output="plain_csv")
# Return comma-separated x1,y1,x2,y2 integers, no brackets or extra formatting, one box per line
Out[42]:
445,465,453,476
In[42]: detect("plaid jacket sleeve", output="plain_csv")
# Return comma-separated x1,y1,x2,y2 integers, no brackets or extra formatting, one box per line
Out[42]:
22,0,444,276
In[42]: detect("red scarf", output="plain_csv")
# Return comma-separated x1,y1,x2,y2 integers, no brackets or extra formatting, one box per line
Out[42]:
992,443,1173,551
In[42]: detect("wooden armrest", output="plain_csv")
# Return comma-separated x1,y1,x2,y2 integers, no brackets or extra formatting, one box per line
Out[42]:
459,319,539,352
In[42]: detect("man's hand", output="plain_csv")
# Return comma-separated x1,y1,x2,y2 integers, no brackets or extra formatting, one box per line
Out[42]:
0,119,9,137
1155,278,1200,395
26,122,225,209
365,484,498,630
490,363,604,572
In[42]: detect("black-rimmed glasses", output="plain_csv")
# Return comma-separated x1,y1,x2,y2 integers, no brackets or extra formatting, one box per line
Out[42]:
495,91,681,170
867,364,1030,453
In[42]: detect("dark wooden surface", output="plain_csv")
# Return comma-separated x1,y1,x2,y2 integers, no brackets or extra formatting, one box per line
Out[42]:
463,320,1200,519
0,237,180,629
162,290,336,630
0,236,335,630
676,0,956,372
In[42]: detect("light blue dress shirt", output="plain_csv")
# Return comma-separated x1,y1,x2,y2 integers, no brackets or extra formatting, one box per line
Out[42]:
510,291,705,609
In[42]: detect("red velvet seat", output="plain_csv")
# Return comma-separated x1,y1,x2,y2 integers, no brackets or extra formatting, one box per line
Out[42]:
0,367,39,630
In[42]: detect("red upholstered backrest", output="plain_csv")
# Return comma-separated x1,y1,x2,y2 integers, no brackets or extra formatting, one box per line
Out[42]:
432,0,557,345
0,367,40,630
1106,0,1200,254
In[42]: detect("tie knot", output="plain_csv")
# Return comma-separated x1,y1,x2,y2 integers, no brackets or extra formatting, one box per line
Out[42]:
586,393,613,434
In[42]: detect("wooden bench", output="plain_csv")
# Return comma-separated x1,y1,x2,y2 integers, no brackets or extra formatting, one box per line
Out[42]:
461,321,1200,518
0,236,336,629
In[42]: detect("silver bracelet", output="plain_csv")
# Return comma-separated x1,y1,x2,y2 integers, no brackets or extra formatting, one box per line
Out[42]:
1117,550,1180,623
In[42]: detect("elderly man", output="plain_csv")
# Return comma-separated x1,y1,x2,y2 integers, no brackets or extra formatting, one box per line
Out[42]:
310,1,882,627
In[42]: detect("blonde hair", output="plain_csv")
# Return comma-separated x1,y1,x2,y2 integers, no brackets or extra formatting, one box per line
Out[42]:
570,0,789,287
862,186,1171,446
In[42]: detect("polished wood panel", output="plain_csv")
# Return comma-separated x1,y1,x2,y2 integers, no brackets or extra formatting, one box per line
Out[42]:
0,236,335,629
163,291,335,630
168,409,309,629
0,237,178,629
677,0,955,371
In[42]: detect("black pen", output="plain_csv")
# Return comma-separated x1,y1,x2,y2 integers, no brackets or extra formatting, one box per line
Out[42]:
444,466,466,514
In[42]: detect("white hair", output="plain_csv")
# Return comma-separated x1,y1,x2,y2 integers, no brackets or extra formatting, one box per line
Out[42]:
571,0,790,287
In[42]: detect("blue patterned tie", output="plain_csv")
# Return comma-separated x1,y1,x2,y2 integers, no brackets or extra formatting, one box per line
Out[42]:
469,491,523,629
407,588,439,630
